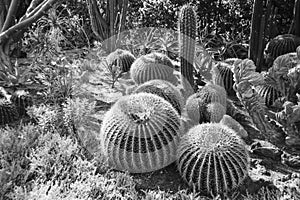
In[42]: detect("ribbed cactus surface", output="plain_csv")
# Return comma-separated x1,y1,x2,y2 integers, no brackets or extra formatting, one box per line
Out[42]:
179,4,197,89
212,62,235,96
11,90,33,116
130,52,177,85
106,49,136,73
177,123,250,196
100,93,181,173
185,84,227,123
255,84,282,107
132,79,184,115
0,100,19,126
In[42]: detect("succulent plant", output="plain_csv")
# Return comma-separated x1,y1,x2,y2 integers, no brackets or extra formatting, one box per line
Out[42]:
10,90,34,116
212,62,235,96
106,49,136,73
264,34,300,67
130,52,177,85
179,4,197,89
177,123,250,196
220,115,248,139
0,100,19,126
132,79,184,115
99,93,181,173
255,84,282,107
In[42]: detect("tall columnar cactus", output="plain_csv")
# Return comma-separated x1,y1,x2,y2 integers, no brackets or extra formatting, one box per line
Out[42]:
179,4,197,91
106,49,136,73
185,84,227,124
99,93,181,173
130,52,177,85
132,79,184,115
177,123,250,196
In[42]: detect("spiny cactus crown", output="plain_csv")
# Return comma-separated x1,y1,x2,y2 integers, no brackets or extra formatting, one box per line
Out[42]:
132,79,184,115
130,52,177,85
177,123,250,196
106,49,136,73
100,93,181,173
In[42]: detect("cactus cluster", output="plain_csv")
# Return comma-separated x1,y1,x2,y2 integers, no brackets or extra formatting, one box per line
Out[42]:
106,49,136,73
211,62,235,96
130,52,177,85
132,79,184,115
99,93,181,173
177,123,250,196
185,84,227,124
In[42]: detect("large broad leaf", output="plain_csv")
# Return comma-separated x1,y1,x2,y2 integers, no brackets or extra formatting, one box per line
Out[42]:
194,44,214,82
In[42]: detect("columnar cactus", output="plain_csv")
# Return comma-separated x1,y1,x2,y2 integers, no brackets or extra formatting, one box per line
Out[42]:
11,90,33,116
99,93,181,173
179,4,197,90
130,52,177,85
106,49,136,73
0,100,19,126
132,79,184,115
211,62,235,96
177,123,250,196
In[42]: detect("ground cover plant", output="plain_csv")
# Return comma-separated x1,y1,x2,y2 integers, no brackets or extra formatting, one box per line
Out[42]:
1,0,300,200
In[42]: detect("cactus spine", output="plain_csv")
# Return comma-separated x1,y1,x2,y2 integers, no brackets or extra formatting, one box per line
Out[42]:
179,5,196,91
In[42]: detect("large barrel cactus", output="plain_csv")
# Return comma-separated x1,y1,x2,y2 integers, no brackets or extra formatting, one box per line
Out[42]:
11,90,34,116
264,34,300,67
130,52,177,85
132,79,184,115
179,4,197,90
106,49,136,73
0,100,19,126
99,93,181,173
212,62,235,97
177,123,250,196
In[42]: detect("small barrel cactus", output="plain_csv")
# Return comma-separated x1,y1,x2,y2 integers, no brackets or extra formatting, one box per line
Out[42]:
11,90,33,116
220,115,248,139
177,123,250,196
185,84,227,123
99,93,181,173
255,84,282,107
212,62,235,96
264,34,300,67
106,49,136,73
0,100,19,126
130,52,177,85
132,79,184,115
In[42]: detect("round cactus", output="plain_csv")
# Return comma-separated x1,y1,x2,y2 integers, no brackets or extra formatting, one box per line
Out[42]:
264,34,300,67
0,100,19,126
130,52,177,85
220,115,248,139
177,123,250,196
99,93,181,173
11,90,33,116
106,49,136,73
132,79,184,115
212,62,235,96
255,84,282,107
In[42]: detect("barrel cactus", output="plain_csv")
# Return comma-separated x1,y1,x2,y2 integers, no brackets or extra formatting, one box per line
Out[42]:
106,49,136,73
130,52,177,85
264,34,300,67
177,123,250,196
212,62,235,96
255,84,282,107
11,90,33,116
99,93,181,173
0,100,19,126
132,79,184,115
